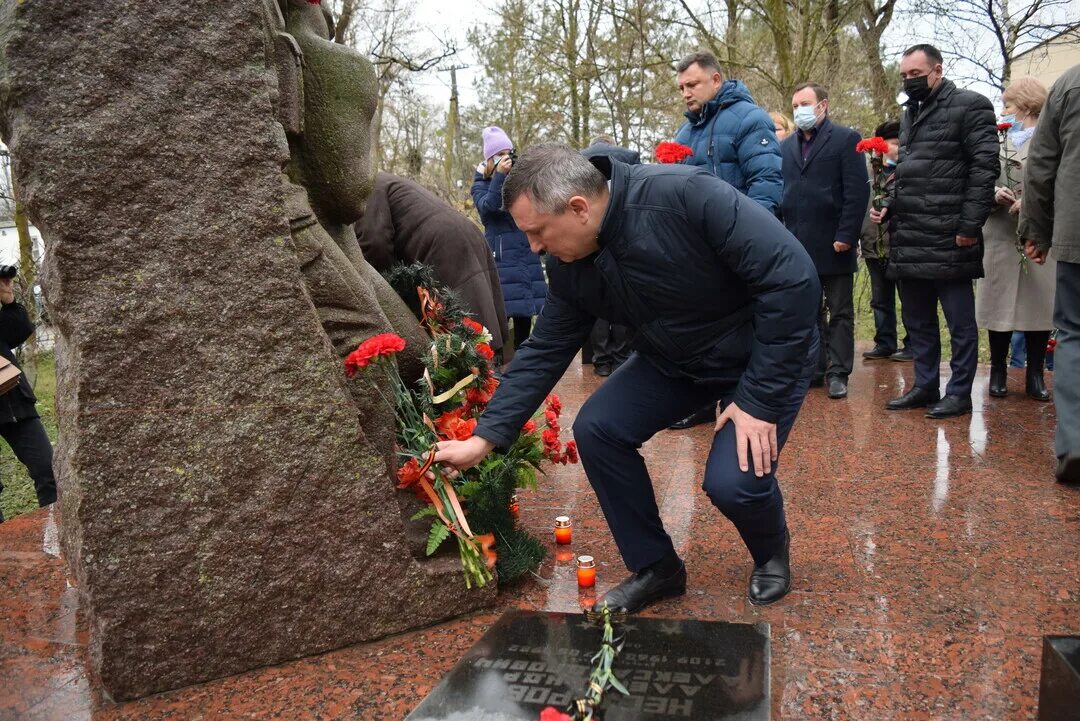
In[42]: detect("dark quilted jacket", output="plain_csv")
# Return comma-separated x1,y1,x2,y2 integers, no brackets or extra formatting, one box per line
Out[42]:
886,79,999,280
474,158,820,448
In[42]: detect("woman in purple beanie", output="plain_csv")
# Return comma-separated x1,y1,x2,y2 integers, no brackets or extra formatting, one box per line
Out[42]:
471,126,547,362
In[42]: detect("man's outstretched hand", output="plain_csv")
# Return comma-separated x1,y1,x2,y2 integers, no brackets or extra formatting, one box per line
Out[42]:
715,401,778,478
433,436,496,478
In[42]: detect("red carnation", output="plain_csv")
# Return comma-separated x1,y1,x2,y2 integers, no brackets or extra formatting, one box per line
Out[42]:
522,419,538,433
539,707,573,721
997,121,1013,132
475,342,495,361
345,333,406,376
655,141,694,164
544,408,559,428
435,409,478,441
855,136,890,155
564,440,579,464
545,394,562,415
395,458,424,489
462,317,484,336
541,428,560,450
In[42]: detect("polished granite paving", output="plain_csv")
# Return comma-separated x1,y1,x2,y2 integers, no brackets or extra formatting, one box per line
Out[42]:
2,352,1077,720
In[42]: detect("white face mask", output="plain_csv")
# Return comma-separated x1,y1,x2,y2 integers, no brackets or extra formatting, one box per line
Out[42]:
793,103,820,130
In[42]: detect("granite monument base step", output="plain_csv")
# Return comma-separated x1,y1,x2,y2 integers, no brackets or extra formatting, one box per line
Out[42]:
406,609,770,720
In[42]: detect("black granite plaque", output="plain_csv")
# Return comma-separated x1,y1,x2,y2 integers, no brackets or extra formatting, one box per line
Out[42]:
1038,636,1080,721
406,610,770,720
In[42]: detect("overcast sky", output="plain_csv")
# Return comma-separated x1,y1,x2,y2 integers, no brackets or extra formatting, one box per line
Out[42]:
405,0,1046,121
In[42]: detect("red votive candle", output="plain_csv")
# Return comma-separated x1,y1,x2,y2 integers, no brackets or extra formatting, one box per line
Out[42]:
509,494,520,519
577,555,596,588
554,516,572,545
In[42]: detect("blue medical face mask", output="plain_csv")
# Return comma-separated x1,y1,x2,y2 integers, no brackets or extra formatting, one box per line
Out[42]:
793,103,820,130
999,113,1017,127
884,158,897,168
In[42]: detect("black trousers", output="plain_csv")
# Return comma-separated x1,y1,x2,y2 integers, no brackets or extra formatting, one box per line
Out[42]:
816,273,855,379
590,320,633,369
573,353,810,571
865,258,908,352
899,278,979,396
0,416,56,507
510,316,533,351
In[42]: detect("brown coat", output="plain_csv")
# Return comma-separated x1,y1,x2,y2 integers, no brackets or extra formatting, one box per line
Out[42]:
354,173,509,350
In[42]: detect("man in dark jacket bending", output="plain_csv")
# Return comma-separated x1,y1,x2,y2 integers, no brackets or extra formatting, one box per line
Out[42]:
871,44,998,419
434,144,820,612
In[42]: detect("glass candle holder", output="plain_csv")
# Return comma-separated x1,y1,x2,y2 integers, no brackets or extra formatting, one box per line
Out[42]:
576,555,596,588
509,494,520,520
554,516,572,545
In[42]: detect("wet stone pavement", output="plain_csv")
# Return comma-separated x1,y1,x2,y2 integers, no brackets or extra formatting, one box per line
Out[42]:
2,352,1078,720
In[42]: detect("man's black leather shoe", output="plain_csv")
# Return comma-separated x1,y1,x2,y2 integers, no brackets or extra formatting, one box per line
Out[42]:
890,348,914,362
925,394,972,419
592,561,687,614
989,367,1008,397
748,531,790,606
885,386,939,410
827,376,848,399
669,404,715,430
862,345,894,360
594,363,613,377
1057,454,1080,484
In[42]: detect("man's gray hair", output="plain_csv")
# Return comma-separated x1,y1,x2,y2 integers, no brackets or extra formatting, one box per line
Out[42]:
676,51,723,76
503,143,608,214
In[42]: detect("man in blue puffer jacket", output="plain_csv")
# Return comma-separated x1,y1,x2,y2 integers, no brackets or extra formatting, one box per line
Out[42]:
668,51,785,430
435,144,819,613
673,51,783,214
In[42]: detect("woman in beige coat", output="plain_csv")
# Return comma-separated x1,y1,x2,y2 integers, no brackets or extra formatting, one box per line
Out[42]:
976,77,1056,400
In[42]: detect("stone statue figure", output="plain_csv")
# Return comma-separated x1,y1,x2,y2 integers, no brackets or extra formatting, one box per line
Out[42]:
262,0,428,447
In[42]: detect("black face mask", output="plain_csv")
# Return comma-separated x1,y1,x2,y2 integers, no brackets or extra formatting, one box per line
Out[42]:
903,75,932,102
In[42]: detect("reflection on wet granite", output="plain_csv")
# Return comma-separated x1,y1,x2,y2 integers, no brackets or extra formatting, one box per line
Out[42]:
1,356,1077,720
405,610,769,720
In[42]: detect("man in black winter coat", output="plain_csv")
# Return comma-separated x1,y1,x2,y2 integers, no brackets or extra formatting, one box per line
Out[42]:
781,82,870,400
0,275,55,522
434,144,820,612
871,44,998,419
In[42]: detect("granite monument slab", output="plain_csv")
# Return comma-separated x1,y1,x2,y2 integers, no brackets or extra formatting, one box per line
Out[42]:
1038,636,1080,721
407,610,770,720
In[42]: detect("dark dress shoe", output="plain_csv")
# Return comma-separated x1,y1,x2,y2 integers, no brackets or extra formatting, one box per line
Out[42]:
748,532,790,606
594,364,613,377
862,345,895,360
1026,369,1050,401
989,366,1008,397
592,561,687,614
925,394,972,419
1057,454,1080,484
890,348,914,362
827,376,848,399
669,404,715,430
885,386,940,410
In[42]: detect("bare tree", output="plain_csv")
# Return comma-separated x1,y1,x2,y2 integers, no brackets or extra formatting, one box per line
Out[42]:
912,1,1079,89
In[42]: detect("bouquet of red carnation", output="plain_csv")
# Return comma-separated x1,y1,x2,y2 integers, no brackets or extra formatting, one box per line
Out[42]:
654,141,694,164
362,263,581,585
856,136,892,258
